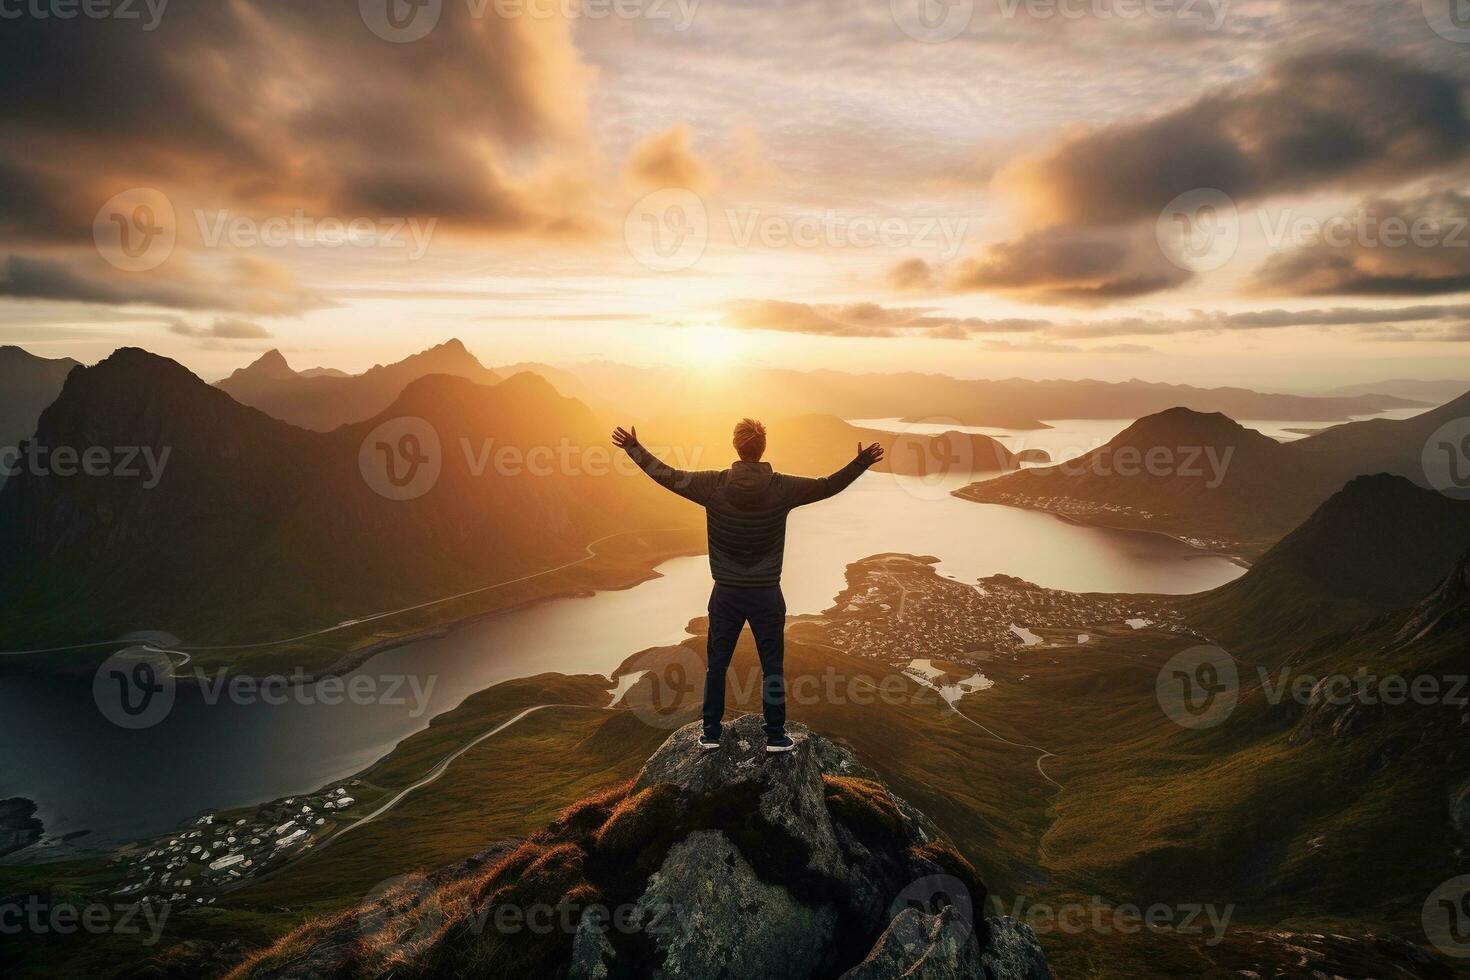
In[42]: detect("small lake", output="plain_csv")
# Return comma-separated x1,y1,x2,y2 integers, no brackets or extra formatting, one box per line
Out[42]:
0,472,1244,858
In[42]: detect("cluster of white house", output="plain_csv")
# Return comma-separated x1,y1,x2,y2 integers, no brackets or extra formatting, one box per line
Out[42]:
114,785,358,905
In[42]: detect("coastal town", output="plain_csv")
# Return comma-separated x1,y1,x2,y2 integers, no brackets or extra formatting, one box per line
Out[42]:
813,554,1191,663
111,782,364,907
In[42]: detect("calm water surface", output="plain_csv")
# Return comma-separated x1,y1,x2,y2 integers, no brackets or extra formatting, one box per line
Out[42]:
0,473,1243,856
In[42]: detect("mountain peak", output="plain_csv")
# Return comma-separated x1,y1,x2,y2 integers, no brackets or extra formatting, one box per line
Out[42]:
1108,406,1277,454
247,349,294,377
227,714,1049,980
1249,474,1470,608
220,348,295,384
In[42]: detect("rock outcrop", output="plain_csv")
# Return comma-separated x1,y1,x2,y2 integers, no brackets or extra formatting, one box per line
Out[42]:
0,797,43,857
231,715,1050,980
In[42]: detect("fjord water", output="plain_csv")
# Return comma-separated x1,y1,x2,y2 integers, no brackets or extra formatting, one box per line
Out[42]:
0,473,1243,857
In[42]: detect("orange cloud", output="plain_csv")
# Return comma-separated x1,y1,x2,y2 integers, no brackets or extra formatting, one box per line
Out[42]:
626,124,713,192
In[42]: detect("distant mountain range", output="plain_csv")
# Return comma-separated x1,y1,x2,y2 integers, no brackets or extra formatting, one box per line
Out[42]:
0,346,78,450
1327,378,1470,404
543,363,1420,430
959,389,1470,557
215,339,501,431
0,348,1028,649
644,412,1030,479
0,349,664,647
0,341,1433,455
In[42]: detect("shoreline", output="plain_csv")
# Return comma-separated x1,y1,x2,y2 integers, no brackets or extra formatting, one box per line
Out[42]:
950,487,1254,569
4,527,706,687
305,550,699,683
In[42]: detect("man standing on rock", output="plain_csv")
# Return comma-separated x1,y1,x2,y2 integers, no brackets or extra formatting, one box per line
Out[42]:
613,419,884,753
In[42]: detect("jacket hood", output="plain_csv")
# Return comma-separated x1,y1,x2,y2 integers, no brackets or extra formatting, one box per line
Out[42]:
727,460,773,506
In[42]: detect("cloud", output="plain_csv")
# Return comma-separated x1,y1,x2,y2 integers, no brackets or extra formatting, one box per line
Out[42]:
941,49,1470,305
169,317,273,340
978,339,1153,355
887,258,935,291
723,299,1050,339
1248,190,1470,297
1000,50,1470,229
0,255,327,315
1047,303,1470,339
726,296,1470,345
947,226,1193,305
626,124,713,192
0,1,595,244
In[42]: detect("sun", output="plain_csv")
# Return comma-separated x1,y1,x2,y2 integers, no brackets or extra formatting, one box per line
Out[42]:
679,324,744,366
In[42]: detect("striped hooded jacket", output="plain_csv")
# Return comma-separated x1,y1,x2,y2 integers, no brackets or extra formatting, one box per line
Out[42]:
623,443,872,587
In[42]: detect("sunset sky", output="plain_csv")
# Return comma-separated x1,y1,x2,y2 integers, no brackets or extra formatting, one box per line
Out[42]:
5,0,1470,388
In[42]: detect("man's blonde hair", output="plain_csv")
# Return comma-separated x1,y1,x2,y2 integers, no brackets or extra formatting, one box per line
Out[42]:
733,418,767,461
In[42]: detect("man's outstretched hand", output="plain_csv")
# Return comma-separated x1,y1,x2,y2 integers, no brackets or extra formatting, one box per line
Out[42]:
857,441,884,466
612,426,639,451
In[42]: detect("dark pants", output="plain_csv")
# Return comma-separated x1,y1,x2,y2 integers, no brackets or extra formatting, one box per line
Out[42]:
704,583,786,739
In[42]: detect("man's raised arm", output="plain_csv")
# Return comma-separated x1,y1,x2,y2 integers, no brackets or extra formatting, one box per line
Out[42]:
783,442,885,507
612,426,718,505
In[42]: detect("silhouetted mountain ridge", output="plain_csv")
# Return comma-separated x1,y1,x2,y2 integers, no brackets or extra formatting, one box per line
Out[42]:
216,339,501,431
1188,475,1470,655
0,349,662,647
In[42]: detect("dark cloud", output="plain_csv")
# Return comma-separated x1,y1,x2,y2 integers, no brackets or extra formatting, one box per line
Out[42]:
724,300,1049,339
1004,50,1470,228
944,50,1470,305
0,1,592,244
1248,190,1470,297
0,256,327,316
947,227,1193,305
169,318,273,340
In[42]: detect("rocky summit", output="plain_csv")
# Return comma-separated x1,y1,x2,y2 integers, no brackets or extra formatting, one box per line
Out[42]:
232,715,1050,980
